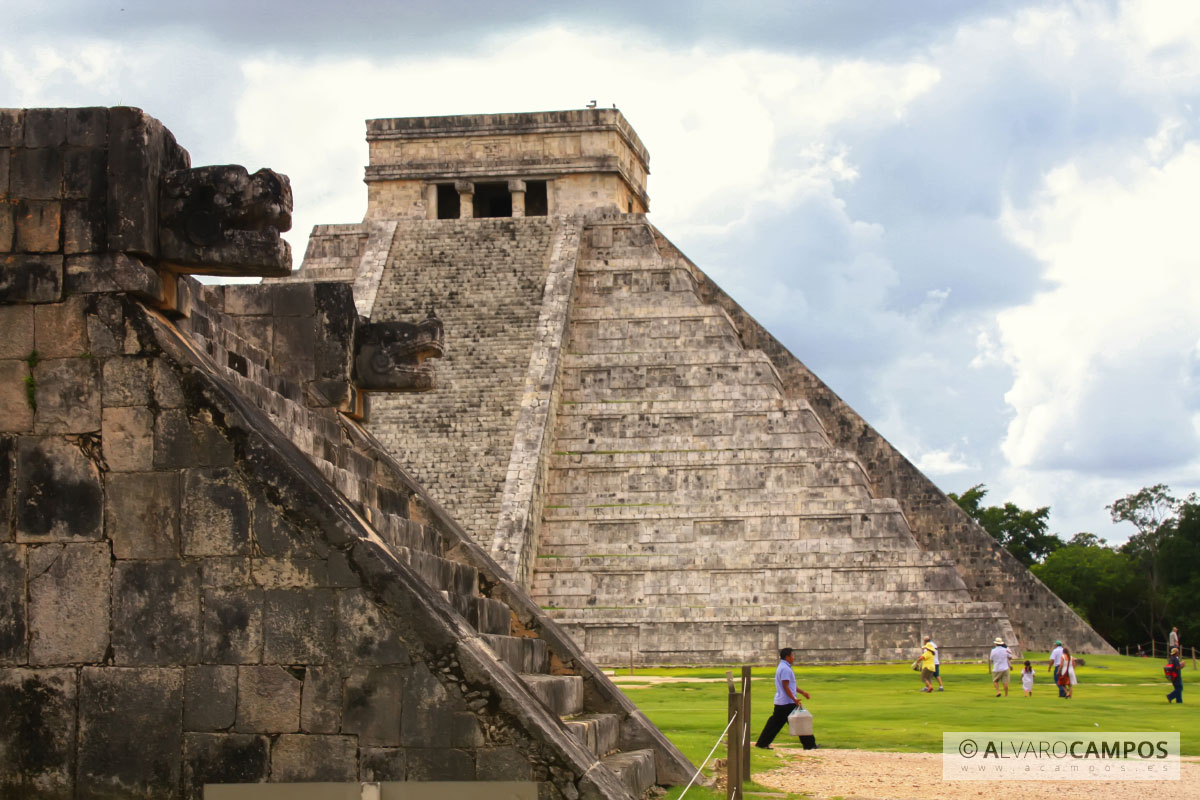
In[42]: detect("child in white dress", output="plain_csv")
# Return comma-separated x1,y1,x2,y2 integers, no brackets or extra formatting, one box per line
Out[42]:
1021,660,1035,697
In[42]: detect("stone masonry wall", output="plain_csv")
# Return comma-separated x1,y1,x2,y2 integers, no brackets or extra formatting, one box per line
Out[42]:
366,217,556,547
654,228,1113,655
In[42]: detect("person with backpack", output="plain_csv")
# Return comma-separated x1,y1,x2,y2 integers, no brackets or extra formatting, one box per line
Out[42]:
1166,647,1184,704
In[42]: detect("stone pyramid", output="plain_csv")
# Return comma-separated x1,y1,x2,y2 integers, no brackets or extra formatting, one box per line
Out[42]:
283,109,1114,665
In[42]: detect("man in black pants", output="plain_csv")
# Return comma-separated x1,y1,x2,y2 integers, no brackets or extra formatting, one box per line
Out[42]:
755,647,812,749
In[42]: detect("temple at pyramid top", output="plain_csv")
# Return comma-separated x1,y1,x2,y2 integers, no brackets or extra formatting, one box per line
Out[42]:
362,109,651,220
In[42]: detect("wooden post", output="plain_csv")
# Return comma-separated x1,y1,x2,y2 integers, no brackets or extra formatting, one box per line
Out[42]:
726,674,742,800
630,648,634,676
1192,646,1196,670
740,665,752,781
1153,640,1157,658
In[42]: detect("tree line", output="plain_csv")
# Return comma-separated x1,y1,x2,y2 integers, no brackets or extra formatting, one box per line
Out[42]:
948,483,1200,651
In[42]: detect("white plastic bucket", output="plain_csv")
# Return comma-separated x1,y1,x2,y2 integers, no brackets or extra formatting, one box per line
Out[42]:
787,707,813,736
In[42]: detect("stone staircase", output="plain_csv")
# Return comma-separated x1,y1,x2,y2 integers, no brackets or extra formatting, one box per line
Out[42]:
370,505,660,797
532,217,1014,664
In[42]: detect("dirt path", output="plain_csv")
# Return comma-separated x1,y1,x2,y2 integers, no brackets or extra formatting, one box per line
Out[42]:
754,747,1200,800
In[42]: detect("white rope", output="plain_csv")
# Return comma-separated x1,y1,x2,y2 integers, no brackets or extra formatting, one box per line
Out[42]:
677,712,741,800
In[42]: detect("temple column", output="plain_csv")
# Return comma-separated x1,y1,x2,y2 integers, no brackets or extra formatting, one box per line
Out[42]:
455,180,475,219
508,179,526,218
425,183,438,219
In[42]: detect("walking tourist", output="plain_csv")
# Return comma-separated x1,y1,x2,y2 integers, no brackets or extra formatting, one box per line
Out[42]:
1021,660,1035,697
916,640,937,693
990,637,1014,697
1049,640,1066,697
1166,647,1184,703
1058,646,1075,699
1169,626,1180,653
755,647,811,749
927,636,945,691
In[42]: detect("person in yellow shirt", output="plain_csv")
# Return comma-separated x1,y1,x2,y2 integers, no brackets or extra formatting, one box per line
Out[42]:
917,641,937,693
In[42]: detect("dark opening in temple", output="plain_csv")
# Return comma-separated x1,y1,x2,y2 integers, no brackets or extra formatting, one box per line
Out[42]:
474,182,512,218
525,180,548,216
436,183,460,219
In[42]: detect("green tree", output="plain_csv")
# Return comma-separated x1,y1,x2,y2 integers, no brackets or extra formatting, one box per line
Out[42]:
949,484,1064,566
1033,540,1146,648
1108,484,1181,643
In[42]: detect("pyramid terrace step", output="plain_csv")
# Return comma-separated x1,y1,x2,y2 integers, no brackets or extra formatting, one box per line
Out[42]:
570,305,732,322
561,382,783,403
541,497,905,521
574,290,706,310
568,334,743,355
564,350,774,369
547,461,873,496
548,447,866,470
563,712,621,759
442,592,511,636
536,535,919,560
544,485,873,509
554,431,831,452
482,633,550,674
555,398,806,416
518,673,584,716
542,599,1000,623
375,514,444,557
601,749,657,798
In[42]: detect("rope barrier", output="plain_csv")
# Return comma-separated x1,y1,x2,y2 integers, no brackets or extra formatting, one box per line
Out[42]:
677,712,740,800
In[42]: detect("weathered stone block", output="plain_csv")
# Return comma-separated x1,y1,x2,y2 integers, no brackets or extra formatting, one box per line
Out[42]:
112,560,201,665
67,108,108,147
272,314,315,382
0,253,63,303
0,304,33,360
33,358,101,433
201,587,262,664
181,466,251,555
184,665,237,731
63,147,106,199
262,587,336,664
360,747,407,781
477,746,534,781
252,497,319,557
0,110,22,147
449,711,486,749
64,198,104,253
201,557,253,588
0,360,33,433
100,356,152,407
342,665,406,746
0,202,12,253
153,357,187,408
106,107,189,256
183,733,270,800
337,588,410,664
78,667,183,799
270,734,357,782
101,405,154,471
0,545,27,663
82,292,126,357
0,435,11,542
251,556,328,589
9,146,63,199
300,665,342,734
15,199,61,252
15,436,103,542
23,109,67,148
32,295,87,359
400,661,454,747
272,282,315,317
235,666,300,733
106,471,178,558
156,409,235,470
223,285,272,316
0,668,76,797
405,748,476,781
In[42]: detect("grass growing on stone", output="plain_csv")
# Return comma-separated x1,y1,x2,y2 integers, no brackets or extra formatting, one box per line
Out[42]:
615,654,1199,799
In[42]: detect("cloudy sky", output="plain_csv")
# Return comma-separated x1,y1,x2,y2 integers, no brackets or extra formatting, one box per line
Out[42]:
6,0,1199,542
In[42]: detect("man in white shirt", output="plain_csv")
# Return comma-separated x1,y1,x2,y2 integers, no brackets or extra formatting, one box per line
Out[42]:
1049,640,1065,698
989,637,1015,697
754,647,811,749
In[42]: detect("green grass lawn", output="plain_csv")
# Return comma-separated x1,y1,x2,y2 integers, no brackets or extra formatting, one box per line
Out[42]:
615,653,1196,799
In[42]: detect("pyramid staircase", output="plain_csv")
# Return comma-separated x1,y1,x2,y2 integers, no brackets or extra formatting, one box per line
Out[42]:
369,499,661,797
533,218,1013,663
